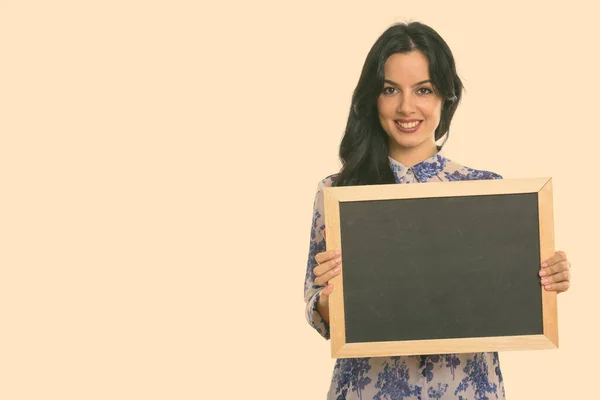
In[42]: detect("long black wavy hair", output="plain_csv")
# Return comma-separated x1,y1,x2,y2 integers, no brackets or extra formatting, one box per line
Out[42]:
333,22,464,187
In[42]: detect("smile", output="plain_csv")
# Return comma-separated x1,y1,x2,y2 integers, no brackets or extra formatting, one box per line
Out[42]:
394,120,422,133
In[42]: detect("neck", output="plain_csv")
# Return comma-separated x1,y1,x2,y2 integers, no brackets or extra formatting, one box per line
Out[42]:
388,141,438,167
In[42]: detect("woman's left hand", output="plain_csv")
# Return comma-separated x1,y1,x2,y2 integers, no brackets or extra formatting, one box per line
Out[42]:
539,250,571,293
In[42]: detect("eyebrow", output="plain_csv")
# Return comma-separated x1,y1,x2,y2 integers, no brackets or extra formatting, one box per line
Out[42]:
384,79,432,87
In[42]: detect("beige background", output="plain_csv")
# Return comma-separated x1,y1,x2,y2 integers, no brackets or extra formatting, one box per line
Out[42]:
1,1,598,399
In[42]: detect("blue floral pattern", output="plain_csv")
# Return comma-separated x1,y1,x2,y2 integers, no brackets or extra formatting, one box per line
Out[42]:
334,358,374,400
454,354,498,400
428,383,449,399
304,152,506,399
374,357,422,400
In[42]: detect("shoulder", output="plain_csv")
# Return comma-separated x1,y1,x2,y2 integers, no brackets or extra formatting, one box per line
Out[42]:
316,173,338,190
311,174,338,214
442,158,503,181
311,174,338,206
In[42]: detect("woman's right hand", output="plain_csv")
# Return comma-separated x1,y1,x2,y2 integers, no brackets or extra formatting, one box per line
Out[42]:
313,249,342,320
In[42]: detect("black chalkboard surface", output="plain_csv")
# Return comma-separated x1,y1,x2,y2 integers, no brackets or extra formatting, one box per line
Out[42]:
324,178,557,359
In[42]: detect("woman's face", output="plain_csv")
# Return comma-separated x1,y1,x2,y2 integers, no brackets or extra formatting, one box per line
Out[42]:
377,51,443,159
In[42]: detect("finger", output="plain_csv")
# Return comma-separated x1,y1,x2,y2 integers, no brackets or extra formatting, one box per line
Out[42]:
314,249,341,267
543,280,570,292
539,260,569,277
320,283,334,301
314,260,342,286
323,229,327,239
540,269,570,285
541,250,567,268
313,255,342,278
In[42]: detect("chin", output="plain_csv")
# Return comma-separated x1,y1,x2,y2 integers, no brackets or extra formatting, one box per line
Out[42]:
389,133,430,149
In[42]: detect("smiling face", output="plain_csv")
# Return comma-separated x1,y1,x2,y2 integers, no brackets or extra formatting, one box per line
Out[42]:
377,51,443,165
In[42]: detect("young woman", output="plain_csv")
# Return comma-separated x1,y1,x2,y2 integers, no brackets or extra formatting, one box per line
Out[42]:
304,22,572,400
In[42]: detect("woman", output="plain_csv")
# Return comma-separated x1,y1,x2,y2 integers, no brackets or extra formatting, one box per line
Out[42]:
304,22,572,400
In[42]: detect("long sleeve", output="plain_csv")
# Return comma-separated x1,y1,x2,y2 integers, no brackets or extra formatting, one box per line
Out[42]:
303,177,333,340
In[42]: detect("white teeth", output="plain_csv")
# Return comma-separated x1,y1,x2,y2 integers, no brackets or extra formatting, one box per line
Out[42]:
397,121,420,128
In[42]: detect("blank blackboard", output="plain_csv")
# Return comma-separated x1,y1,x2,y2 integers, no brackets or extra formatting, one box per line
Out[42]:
324,178,557,358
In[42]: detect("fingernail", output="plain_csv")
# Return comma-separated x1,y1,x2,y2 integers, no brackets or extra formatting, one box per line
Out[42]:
335,257,341,264
539,270,547,276
541,278,548,284
335,250,341,255
541,262,548,268
545,285,552,290
334,268,340,273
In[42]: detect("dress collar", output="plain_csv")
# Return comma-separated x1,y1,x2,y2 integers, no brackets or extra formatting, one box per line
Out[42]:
388,152,447,183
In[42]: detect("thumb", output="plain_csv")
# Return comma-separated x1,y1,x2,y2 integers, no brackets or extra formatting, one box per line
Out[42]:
320,283,334,301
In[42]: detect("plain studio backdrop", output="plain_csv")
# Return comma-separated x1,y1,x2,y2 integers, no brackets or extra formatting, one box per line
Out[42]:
1,1,598,399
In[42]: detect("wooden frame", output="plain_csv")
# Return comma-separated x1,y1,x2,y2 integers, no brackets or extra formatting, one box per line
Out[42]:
324,177,557,359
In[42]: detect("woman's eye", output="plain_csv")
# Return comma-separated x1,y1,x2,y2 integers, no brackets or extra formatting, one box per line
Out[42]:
383,87,397,95
417,87,433,95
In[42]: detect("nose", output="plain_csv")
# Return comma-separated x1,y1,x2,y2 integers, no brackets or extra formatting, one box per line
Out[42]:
397,92,416,114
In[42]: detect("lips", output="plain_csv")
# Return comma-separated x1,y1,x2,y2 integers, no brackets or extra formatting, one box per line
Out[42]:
394,120,423,133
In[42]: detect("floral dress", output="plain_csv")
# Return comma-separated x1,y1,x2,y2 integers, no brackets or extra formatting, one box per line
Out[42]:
304,152,507,400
